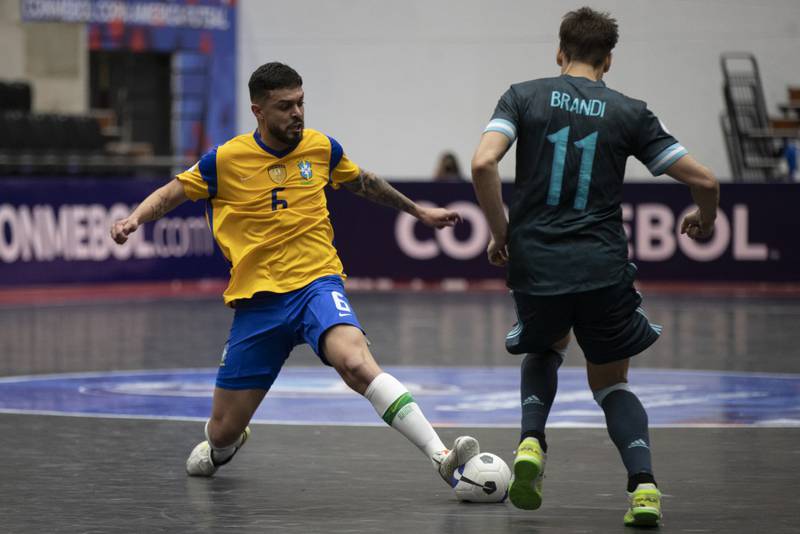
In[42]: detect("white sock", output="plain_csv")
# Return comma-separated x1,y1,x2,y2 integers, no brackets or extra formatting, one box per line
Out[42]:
364,373,446,458
205,420,237,464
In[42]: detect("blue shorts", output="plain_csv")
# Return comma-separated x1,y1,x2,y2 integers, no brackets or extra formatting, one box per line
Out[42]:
216,275,363,390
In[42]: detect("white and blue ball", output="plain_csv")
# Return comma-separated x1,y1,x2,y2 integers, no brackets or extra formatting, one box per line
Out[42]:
453,452,511,503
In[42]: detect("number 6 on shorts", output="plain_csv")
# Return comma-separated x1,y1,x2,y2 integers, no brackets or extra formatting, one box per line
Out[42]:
331,291,351,313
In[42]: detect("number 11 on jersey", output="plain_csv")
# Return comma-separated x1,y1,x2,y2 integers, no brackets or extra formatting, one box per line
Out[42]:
546,127,598,210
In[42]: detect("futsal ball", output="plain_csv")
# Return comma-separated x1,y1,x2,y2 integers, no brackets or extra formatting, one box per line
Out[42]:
453,452,511,503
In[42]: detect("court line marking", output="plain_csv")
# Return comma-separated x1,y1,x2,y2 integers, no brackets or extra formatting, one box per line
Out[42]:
2,366,798,428
1,365,799,383
0,408,796,429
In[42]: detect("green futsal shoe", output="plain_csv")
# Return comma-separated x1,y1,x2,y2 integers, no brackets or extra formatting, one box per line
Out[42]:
509,437,545,510
624,483,662,527
186,426,251,477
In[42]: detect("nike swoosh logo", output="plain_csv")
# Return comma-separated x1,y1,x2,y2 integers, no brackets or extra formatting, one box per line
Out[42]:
339,313,351,317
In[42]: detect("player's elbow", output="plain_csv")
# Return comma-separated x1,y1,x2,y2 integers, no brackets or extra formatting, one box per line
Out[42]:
471,154,497,180
164,178,190,204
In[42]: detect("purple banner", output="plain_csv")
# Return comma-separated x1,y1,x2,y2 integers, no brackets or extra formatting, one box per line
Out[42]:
0,178,228,285
0,178,797,286
326,182,798,282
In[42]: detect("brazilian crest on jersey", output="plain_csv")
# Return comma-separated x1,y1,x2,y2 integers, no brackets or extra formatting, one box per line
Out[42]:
297,160,313,181
176,128,361,305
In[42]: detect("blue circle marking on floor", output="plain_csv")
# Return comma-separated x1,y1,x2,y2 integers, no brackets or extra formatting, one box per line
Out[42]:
1,366,798,427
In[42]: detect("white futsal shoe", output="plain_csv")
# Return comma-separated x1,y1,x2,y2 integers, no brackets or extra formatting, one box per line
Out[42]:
432,435,481,487
186,427,251,477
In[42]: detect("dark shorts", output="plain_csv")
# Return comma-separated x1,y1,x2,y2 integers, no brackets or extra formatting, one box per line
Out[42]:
505,263,661,364
216,275,363,390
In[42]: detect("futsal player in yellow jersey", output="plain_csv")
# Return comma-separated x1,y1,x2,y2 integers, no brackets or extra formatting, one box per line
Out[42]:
110,62,479,490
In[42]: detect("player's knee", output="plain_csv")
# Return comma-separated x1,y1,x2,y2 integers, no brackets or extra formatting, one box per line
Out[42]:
587,360,629,391
334,352,372,389
588,372,628,393
324,325,364,357
522,349,564,370
592,382,631,406
550,332,571,352
324,326,378,392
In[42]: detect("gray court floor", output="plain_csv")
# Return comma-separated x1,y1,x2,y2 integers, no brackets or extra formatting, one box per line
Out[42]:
1,292,799,533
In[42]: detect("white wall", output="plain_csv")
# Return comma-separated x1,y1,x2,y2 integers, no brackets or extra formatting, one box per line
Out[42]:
0,0,27,78
238,0,800,180
0,0,87,114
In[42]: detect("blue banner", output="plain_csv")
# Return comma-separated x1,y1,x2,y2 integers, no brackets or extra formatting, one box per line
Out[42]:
21,0,236,158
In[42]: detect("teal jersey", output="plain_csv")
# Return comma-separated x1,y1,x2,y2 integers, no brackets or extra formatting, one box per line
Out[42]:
486,75,687,295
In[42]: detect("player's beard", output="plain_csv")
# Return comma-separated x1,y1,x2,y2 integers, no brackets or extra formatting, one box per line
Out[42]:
269,120,304,147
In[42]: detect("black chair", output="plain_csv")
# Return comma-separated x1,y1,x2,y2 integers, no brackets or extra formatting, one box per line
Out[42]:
0,83,11,111
0,81,33,112
71,116,106,152
1,111,30,150
42,114,73,153
10,82,32,112
0,113,13,149
27,113,57,152
720,53,784,182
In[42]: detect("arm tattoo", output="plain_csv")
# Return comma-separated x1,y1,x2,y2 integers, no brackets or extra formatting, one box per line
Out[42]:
342,169,417,215
150,192,170,220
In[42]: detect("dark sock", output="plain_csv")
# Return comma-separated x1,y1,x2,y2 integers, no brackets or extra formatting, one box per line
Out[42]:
599,388,654,485
519,350,562,454
627,472,657,492
521,430,548,452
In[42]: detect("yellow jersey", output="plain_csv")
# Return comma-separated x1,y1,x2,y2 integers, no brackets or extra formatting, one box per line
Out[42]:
176,128,361,304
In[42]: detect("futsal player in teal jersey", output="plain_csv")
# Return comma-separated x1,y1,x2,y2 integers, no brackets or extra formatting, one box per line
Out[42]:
471,7,720,527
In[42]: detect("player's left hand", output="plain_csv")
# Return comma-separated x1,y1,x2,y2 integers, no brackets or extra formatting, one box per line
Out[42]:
417,206,462,229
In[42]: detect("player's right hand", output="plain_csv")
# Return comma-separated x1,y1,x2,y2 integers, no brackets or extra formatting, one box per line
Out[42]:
487,236,508,266
680,209,714,240
110,217,139,244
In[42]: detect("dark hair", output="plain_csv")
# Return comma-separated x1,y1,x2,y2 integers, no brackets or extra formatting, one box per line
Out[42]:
440,152,460,174
248,62,303,102
559,7,619,67
434,151,464,181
